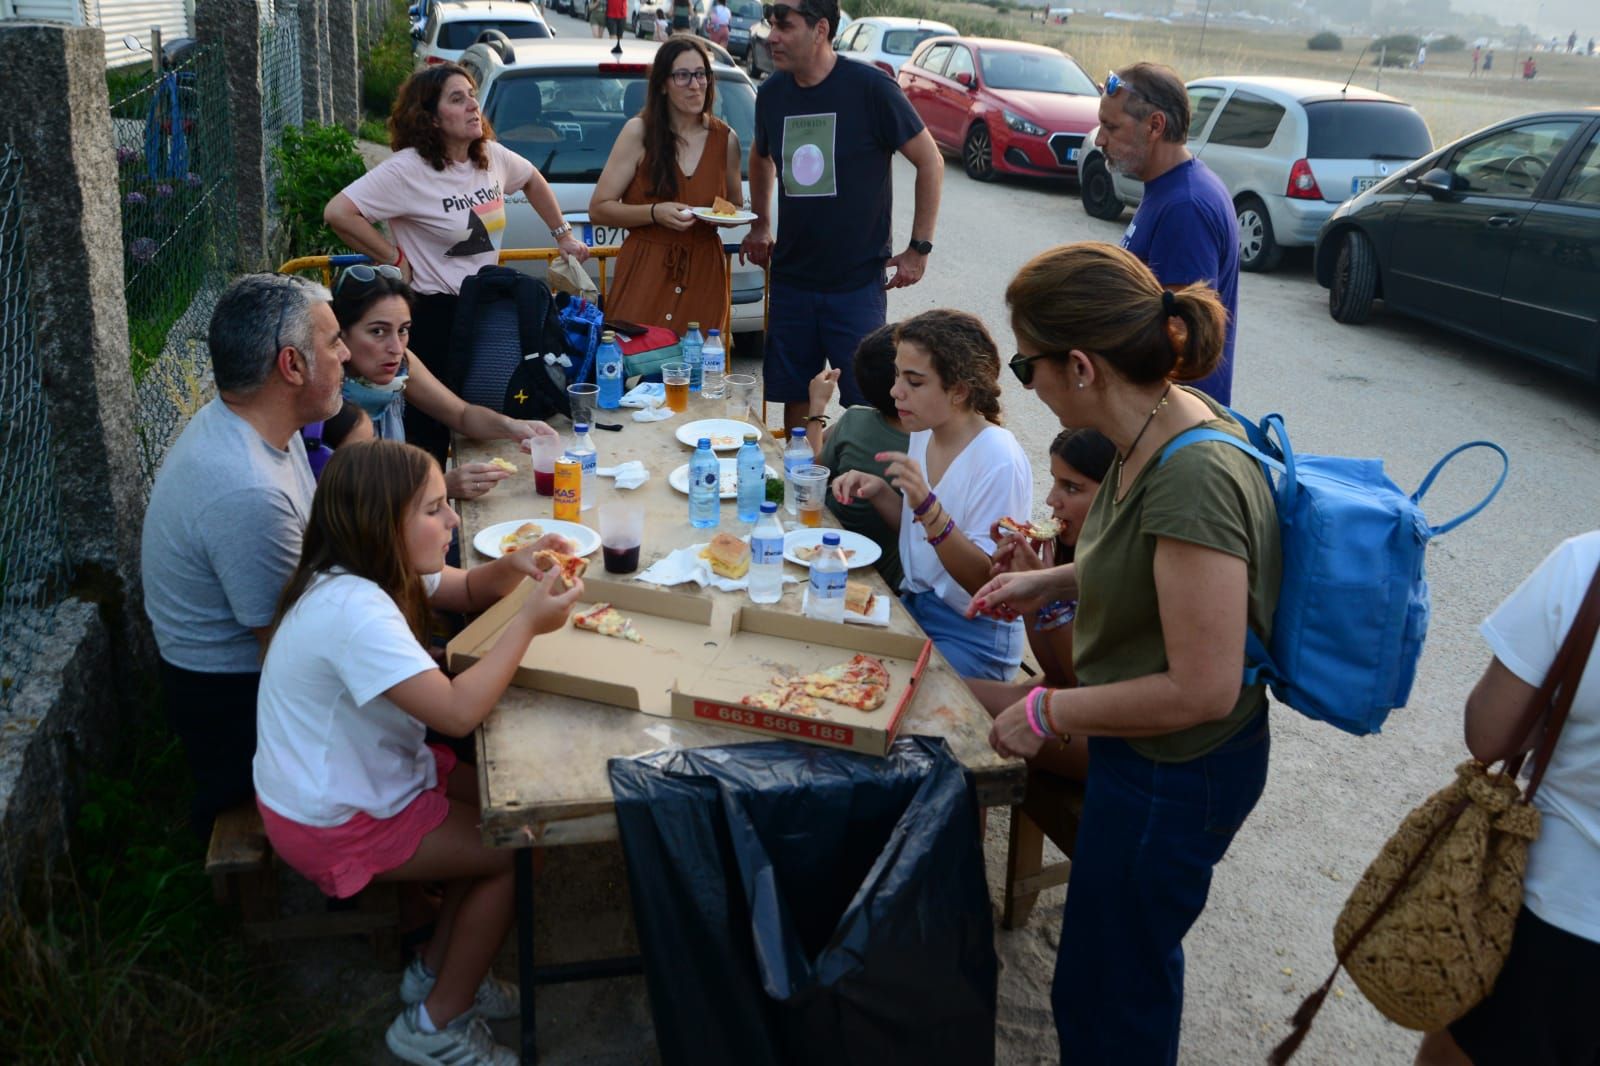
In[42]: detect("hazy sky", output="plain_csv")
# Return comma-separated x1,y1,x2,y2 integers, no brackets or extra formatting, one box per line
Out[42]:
1451,0,1597,38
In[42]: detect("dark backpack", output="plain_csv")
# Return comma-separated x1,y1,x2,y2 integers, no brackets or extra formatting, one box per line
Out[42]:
446,265,573,422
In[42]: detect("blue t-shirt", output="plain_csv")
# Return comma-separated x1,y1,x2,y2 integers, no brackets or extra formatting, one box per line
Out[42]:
753,59,925,292
1120,158,1239,404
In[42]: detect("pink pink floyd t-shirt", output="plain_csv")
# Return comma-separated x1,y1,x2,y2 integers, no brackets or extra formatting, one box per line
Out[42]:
341,142,536,295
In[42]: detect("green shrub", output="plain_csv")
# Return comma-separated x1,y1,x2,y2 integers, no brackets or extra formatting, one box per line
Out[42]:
362,0,415,119
1307,31,1342,51
274,124,368,256
1432,34,1466,52
358,115,390,144
1372,34,1421,66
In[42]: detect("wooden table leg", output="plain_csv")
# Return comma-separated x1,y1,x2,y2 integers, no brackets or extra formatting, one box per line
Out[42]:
1002,806,1046,931
516,847,538,1065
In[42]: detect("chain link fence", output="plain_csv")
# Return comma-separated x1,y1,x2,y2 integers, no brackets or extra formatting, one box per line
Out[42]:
0,147,73,711
261,0,304,233
111,44,238,481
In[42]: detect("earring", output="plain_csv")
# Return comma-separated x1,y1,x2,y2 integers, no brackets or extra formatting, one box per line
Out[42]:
1077,382,1085,389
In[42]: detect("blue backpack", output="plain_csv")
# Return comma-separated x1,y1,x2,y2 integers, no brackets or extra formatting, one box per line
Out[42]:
1160,412,1508,736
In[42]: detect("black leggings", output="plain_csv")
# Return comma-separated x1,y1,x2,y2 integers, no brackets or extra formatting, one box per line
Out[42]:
405,291,459,466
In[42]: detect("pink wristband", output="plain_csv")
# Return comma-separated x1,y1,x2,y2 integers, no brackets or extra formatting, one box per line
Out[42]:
1025,686,1052,739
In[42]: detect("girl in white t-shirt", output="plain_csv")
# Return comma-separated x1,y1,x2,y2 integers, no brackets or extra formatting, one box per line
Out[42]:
254,440,582,1066
832,309,1031,680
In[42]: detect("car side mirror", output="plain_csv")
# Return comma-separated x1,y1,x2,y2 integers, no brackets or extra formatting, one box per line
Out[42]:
954,71,973,88
1416,167,1458,199
412,26,425,40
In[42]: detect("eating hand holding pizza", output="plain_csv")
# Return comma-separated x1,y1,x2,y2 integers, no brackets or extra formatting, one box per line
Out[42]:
968,566,1077,622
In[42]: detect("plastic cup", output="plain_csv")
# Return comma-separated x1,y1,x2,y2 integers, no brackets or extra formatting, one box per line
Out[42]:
792,464,830,529
527,436,564,497
724,373,758,421
598,499,645,574
662,362,690,414
567,382,598,429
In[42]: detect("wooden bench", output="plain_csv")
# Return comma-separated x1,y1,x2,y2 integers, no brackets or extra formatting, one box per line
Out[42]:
205,802,402,959
1002,769,1085,930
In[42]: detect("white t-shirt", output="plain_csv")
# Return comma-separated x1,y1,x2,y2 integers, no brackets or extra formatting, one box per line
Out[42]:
897,425,1031,615
254,570,444,827
341,142,536,296
1480,531,1600,943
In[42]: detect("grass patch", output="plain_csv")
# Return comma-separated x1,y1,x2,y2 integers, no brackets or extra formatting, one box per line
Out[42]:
358,115,390,145
0,704,362,1063
362,0,415,129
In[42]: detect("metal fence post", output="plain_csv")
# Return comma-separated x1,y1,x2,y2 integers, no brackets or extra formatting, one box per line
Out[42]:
195,0,270,270
0,22,154,672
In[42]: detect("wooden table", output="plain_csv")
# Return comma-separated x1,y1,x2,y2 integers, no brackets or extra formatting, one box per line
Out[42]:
454,391,1023,1063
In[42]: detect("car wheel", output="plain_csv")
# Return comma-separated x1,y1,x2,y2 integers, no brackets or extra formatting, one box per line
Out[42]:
1236,197,1282,273
963,123,995,182
1079,155,1123,221
1329,230,1378,325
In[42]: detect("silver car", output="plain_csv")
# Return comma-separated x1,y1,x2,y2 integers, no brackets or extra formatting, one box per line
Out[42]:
459,37,765,343
1078,75,1432,272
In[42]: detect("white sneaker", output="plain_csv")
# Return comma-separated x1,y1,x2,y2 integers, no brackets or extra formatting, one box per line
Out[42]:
399,958,522,1022
384,1003,517,1066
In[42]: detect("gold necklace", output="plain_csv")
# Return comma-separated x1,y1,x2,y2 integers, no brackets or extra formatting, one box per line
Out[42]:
1114,383,1173,503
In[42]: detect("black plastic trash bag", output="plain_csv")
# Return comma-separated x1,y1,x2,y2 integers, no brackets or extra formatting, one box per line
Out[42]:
608,736,997,1066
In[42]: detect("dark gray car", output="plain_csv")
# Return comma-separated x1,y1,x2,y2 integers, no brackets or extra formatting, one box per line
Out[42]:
1316,109,1600,381
693,0,761,58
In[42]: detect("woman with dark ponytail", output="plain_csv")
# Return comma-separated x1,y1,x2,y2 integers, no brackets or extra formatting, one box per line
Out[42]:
972,241,1282,1064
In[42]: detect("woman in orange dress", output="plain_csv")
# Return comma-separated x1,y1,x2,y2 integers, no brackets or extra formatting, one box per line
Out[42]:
589,36,743,336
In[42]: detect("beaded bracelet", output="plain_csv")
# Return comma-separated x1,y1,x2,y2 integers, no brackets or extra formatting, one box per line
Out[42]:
912,491,939,518
926,515,956,547
1034,599,1077,632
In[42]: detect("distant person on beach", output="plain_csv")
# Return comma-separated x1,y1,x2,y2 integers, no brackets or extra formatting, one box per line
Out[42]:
1484,49,1494,72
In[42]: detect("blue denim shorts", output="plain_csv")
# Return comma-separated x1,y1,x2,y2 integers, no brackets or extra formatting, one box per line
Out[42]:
763,278,887,406
901,589,1024,681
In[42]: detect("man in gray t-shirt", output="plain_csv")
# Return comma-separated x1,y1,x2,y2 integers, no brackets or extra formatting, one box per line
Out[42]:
141,274,348,834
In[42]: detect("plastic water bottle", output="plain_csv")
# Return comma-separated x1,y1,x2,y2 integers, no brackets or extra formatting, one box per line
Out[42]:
700,329,726,400
682,322,704,392
735,431,764,524
595,330,623,410
748,502,785,604
783,426,810,515
806,532,848,622
688,436,720,529
567,423,598,511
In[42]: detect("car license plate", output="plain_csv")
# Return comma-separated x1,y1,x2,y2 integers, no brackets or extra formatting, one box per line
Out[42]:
1067,147,1080,162
1351,176,1379,194
585,224,627,247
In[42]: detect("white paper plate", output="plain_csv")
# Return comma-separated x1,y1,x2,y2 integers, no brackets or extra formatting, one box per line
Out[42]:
782,528,882,570
689,206,758,226
473,518,602,560
668,459,778,499
675,418,759,452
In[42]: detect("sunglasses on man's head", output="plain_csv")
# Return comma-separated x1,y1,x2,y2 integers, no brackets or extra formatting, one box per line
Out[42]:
1103,71,1152,104
334,262,403,298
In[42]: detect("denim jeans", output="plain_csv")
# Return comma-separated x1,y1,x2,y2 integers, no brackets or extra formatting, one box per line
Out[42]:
1052,711,1270,1064
762,278,887,406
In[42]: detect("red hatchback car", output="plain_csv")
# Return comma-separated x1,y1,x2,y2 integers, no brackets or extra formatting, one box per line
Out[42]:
897,37,1101,182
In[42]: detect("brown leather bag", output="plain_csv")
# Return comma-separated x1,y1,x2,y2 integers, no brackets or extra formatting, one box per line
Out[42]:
1270,561,1600,1063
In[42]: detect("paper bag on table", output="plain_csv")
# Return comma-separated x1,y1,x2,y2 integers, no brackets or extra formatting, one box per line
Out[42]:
547,252,598,298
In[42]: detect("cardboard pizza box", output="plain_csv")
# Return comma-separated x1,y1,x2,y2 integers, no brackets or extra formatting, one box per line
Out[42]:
446,577,719,716
669,606,933,756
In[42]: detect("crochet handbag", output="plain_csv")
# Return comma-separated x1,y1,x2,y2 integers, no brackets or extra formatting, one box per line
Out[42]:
1271,562,1600,1062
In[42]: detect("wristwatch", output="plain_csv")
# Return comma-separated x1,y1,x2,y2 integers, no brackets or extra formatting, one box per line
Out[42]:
551,222,573,240
908,238,933,255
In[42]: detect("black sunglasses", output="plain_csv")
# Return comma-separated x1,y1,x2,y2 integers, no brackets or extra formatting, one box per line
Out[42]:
763,2,822,24
334,262,403,298
1009,351,1057,387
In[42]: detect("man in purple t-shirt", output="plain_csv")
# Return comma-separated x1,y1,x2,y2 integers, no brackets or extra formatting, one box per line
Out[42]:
1095,62,1239,404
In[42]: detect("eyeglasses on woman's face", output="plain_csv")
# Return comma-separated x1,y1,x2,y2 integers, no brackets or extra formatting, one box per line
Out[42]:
668,68,710,86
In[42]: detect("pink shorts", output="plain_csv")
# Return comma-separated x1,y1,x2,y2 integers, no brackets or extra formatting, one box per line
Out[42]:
257,743,458,899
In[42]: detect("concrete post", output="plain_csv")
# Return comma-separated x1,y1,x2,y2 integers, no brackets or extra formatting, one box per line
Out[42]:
195,0,269,270
327,0,359,133
0,23,153,669
297,0,326,124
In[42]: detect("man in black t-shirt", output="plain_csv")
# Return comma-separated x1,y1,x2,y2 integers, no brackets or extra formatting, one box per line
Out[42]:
741,0,943,432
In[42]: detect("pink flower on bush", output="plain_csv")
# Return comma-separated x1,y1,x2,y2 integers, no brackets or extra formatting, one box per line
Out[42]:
155,183,174,198
125,191,147,205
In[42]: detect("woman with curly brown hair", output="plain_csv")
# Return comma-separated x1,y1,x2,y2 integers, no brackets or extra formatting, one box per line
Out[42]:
831,308,1031,680
324,63,588,463
588,35,742,335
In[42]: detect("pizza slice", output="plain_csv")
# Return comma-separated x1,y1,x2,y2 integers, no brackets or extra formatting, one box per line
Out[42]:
999,515,1062,543
710,195,740,217
779,654,891,712
572,603,643,643
793,544,857,563
488,457,518,473
533,549,589,589
740,687,822,717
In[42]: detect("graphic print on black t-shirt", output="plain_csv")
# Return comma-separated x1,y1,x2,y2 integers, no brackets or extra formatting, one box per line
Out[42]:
781,113,837,198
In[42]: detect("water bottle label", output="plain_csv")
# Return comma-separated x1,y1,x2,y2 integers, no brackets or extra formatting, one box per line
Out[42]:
752,535,784,565
809,570,846,599
697,468,719,490
601,359,621,378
